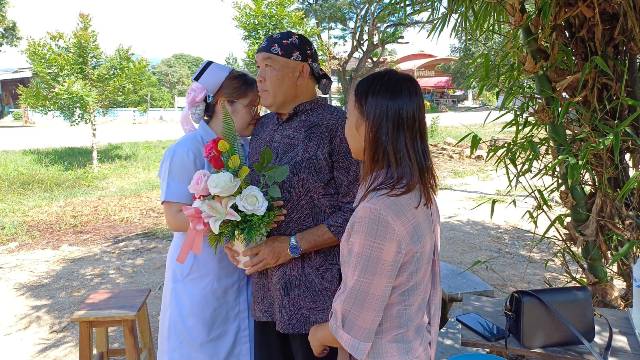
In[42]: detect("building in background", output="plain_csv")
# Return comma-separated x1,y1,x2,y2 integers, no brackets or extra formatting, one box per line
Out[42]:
394,52,462,107
0,67,32,119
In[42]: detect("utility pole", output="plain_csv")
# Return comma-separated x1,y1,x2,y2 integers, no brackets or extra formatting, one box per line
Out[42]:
146,93,150,122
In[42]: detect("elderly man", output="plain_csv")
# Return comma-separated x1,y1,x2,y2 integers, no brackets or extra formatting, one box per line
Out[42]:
241,31,360,360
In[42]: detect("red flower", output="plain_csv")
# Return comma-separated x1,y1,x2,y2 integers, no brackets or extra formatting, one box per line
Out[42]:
208,153,225,170
204,138,222,159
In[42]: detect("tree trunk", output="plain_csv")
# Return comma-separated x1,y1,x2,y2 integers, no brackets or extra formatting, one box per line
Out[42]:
21,106,30,125
336,67,351,105
630,54,640,126
91,115,98,171
516,2,612,303
630,55,640,105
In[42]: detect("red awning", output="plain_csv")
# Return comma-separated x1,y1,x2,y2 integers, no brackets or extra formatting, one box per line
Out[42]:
417,76,454,89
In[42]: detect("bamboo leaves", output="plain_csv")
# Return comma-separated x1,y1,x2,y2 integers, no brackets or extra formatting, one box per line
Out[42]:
420,0,640,305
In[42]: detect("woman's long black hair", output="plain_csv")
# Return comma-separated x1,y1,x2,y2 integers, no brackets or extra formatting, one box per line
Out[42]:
353,68,438,207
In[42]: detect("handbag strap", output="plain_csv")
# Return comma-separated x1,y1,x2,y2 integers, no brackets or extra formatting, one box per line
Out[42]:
595,311,614,359
504,295,513,356
520,290,612,360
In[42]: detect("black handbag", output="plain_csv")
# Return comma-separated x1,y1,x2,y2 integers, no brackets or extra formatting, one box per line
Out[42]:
503,286,613,360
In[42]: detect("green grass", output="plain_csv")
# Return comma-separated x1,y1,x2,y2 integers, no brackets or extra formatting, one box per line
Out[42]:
0,122,511,244
449,167,493,179
429,123,509,183
429,122,513,145
0,140,173,243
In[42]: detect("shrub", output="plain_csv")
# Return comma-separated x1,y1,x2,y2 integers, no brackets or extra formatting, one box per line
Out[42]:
11,110,23,122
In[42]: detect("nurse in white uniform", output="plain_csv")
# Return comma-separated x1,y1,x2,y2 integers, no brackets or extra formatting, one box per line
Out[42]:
157,61,260,360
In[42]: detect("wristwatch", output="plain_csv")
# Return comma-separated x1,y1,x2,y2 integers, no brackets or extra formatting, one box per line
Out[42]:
288,234,302,258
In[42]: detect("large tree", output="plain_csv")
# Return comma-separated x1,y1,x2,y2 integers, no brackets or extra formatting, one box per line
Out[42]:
152,53,204,98
301,0,430,97
233,0,319,75
0,0,19,48
423,1,640,307
19,13,164,170
225,53,244,71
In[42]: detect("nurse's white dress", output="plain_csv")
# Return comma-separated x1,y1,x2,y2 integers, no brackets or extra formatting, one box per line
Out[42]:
157,123,253,360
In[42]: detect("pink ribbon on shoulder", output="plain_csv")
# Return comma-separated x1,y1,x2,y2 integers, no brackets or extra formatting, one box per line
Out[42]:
176,205,209,264
180,108,197,134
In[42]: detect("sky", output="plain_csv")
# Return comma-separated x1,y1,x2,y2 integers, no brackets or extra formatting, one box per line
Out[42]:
1,0,454,69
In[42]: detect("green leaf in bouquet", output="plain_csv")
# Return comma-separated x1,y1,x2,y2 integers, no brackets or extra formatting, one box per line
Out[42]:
268,184,282,198
259,147,273,168
208,220,236,253
222,107,242,162
208,233,225,253
265,165,289,184
237,211,277,245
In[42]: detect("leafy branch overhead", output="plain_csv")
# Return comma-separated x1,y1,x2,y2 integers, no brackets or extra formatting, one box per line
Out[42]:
301,0,431,96
233,0,430,99
233,0,321,75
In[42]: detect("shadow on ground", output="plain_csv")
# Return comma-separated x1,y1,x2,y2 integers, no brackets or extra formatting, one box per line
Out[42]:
25,144,134,170
10,218,562,359
12,232,169,359
440,218,565,297
0,125,35,128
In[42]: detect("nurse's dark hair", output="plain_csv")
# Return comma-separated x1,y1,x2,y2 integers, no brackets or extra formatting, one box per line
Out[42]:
353,68,438,208
203,70,257,123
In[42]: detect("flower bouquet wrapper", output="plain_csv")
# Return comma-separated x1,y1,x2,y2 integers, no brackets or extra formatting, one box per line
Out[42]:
232,233,266,269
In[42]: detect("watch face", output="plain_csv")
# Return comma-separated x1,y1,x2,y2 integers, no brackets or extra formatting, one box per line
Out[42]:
289,242,301,257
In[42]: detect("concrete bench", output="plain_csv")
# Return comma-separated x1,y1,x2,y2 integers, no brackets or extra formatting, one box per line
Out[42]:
440,261,495,330
441,261,495,299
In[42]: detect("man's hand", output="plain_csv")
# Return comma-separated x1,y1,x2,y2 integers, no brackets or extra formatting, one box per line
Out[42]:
242,236,291,275
271,201,286,229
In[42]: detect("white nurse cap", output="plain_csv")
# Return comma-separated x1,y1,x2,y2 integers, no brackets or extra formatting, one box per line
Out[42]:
180,60,234,134
192,60,233,96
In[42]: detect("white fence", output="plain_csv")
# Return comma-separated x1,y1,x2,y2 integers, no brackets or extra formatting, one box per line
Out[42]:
15,108,183,123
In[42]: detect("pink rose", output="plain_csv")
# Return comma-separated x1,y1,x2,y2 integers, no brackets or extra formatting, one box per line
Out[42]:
188,170,211,198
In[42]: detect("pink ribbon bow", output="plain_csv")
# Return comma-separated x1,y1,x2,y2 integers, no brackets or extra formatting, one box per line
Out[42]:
176,205,209,264
180,82,208,134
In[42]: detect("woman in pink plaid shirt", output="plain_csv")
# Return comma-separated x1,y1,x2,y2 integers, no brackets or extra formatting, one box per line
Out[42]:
308,69,442,360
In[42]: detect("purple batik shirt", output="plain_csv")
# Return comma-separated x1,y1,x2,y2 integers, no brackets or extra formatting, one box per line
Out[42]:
248,98,360,334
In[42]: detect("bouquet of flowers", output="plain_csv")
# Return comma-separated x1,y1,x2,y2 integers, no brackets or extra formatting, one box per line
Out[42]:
176,112,288,267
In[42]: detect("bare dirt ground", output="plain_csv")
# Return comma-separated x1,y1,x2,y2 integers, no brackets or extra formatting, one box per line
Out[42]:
0,234,168,359
0,144,565,359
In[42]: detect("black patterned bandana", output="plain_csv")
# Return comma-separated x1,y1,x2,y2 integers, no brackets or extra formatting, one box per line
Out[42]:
257,31,333,95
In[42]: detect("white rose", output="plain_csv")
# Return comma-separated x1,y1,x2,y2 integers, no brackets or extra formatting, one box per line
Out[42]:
236,186,269,216
207,171,241,197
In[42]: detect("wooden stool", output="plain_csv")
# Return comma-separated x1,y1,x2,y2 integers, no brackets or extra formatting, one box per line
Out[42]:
71,288,156,360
